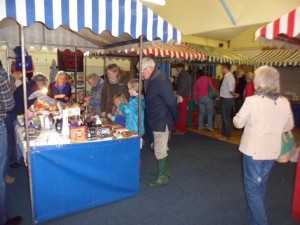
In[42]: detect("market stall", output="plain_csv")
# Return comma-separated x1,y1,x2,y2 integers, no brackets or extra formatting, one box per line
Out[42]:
0,0,182,223
255,6,300,222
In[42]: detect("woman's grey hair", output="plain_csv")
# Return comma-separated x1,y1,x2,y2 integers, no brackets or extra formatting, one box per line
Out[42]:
245,72,254,81
55,71,67,82
254,66,280,93
32,73,48,87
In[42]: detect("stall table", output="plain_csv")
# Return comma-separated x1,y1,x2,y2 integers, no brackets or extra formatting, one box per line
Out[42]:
17,127,140,224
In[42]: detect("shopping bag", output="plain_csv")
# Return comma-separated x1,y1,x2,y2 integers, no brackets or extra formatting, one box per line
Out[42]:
277,131,297,163
208,87,217,100
15,51,34,73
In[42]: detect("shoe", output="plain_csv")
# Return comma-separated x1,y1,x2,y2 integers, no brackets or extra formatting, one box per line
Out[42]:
5,216,22,225
218,135,230,141
4,175,15,184
173,130,184,135
9,162,24,168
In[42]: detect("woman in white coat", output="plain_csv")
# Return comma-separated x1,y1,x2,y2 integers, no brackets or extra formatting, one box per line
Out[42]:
233,65,294,225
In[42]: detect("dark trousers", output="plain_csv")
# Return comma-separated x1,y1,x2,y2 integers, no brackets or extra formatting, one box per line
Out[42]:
221,98,234,138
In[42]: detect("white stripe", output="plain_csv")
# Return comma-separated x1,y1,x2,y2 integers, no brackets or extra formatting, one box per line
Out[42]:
177,31,182,43
84,0,92,28
124,0,131,34
99,0,106,32
167,23,172,42
16,0,27,26
0,0,7,21
265,22,274,39
156,15,163,40
35,0,45,23
147,9,153,41
69,0,78,31
136,0,143,38
52,0,62,28
111,0,119,36
293,7,300,37
279,13,288,37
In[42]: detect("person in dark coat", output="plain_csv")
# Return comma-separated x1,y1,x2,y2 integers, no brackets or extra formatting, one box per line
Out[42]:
174,63,191,135
235,69,247,113
137,57,178,187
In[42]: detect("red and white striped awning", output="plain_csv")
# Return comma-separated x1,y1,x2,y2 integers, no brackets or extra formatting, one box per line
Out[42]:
92,43,206,61
255,7,300,49
129,43,206,61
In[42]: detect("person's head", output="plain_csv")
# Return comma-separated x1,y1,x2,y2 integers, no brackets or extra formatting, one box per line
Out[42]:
196,69,205,78
32,73,49,89
235,69,245,79
221,63,231,75
113,93,128,106
254,65,280,93
245,72,255,82
137,57,156,80
106,64,123,84
87,73,100,87
128,79,141,97
175,63,185,74
55,71,68,86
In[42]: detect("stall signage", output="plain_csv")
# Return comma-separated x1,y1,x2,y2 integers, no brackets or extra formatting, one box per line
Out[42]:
57,49,83,72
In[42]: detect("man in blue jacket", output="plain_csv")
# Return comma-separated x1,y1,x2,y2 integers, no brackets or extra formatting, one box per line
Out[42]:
138,57,178,187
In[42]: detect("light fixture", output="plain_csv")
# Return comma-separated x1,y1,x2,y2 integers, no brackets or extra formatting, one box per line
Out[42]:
139,0,166,6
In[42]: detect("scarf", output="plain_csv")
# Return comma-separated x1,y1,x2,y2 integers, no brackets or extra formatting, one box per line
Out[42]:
255,89,281,104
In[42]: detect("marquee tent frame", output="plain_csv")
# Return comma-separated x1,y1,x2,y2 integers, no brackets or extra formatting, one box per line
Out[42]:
0,0,182,223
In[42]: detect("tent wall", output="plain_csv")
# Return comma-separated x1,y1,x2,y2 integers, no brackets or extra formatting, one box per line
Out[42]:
277,67,300,95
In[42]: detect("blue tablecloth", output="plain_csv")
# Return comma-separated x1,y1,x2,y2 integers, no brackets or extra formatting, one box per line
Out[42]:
30,137,140,223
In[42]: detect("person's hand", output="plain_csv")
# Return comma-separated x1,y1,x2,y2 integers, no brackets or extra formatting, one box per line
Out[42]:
234,93,240,99
84,96,92,101
83,101,89,107
107,113,112,119
55,94,65,99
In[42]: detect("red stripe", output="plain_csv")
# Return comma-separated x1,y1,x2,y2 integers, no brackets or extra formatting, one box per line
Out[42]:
287,9,296,37
273,19,280,38
260,26,267,37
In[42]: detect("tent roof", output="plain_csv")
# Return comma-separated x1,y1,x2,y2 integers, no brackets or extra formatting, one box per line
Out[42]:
184,43,255,65
255,7,300,50
252,49,300,67
0,0,181,52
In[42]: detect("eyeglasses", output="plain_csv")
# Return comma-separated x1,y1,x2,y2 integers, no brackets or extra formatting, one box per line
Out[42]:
141,66,148,73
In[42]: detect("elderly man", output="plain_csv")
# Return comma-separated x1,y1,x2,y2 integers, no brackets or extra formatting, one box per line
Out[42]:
138,57,178,187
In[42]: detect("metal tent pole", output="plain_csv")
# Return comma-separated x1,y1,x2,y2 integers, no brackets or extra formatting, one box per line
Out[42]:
138,36,143,137
20,25,35,224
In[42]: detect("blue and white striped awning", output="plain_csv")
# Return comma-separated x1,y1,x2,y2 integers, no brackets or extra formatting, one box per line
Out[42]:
0,0,181,44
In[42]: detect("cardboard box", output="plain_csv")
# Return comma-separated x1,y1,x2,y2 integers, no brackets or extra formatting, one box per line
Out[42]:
70,126,88,143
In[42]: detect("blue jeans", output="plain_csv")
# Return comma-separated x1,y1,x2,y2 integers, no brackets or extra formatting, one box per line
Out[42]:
221,98,234,138
243,154,275,225
0,120,7,225
198,96,214,129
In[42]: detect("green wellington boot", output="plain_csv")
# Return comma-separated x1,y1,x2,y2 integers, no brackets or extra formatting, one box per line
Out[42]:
148,156,169,187
150,154,170,177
